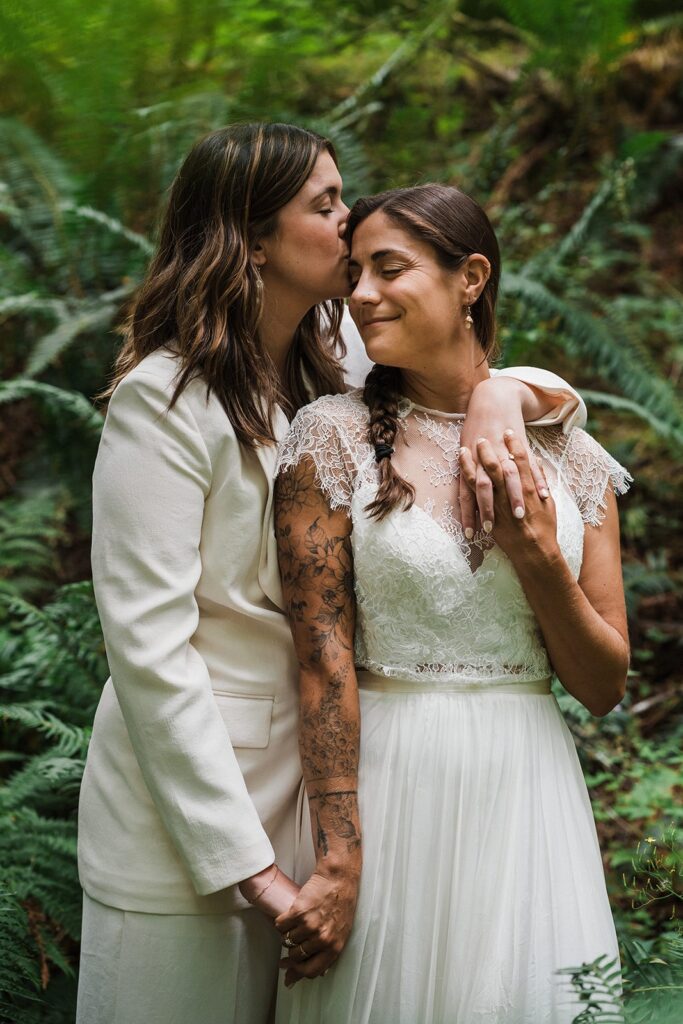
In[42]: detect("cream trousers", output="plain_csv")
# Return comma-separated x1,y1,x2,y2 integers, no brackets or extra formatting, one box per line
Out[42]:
76,891,282,1024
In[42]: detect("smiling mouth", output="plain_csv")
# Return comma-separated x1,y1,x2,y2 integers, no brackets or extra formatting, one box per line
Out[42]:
362,317,399,327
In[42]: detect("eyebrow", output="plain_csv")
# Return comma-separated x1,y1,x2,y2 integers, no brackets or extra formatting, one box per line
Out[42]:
347,248,411,268
309,186,340,205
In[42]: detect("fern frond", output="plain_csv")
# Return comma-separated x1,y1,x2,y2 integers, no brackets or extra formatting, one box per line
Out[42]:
0,491,67,599
0,703,90,758
1,808,81,939
579,390,681,441
24,283,133,378
58,200,153,256
501,272,683,447
556,953,624,1022
0,380,103,440
24,306,117,379
1,752,86,810
0,119,76,201
329,1,458,124
0,294,66,321
0,888,41,1013
549,174,618,271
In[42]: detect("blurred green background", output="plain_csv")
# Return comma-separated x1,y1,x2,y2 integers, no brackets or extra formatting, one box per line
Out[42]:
0,1,681,1020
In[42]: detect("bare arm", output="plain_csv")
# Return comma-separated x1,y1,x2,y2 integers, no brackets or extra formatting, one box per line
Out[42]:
273,457,361,982
460,431,629,716
510,488,629,716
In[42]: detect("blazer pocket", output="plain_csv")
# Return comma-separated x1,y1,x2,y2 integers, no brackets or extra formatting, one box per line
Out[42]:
212,691,274,749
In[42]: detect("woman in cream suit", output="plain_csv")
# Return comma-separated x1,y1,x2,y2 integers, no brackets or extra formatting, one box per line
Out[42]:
76,122,586,1024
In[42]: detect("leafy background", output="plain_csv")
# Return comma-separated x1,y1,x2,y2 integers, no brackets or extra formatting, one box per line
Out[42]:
0,1,681,1020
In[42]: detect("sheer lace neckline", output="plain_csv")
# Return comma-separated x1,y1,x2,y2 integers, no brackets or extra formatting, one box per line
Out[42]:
398,396,466,420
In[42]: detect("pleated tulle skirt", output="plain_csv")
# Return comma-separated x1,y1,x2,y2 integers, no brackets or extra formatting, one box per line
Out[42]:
276,678,620,1024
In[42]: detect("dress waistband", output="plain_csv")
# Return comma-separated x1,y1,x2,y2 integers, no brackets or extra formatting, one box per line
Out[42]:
355,669,551,696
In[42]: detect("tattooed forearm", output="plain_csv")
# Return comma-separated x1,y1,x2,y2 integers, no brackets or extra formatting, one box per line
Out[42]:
300,666,359,780
301,665,361,860
310,791,361,857
276,466,354,666
275,456,362,868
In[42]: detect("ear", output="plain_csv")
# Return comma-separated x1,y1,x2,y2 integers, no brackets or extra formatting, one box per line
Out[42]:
464,254,491,303
251,241,267,268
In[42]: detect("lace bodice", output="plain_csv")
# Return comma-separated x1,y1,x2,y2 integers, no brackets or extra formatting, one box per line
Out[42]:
277,390,632,687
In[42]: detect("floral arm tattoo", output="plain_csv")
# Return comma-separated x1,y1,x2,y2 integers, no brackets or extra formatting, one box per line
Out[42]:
275,457,361,866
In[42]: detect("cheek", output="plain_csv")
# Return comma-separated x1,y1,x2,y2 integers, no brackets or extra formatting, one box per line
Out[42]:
287,218,339,263
406,289,454,339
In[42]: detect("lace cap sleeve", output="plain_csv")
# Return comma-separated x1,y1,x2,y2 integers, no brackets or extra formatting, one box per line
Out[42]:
276,393,368,513
559,427,633,526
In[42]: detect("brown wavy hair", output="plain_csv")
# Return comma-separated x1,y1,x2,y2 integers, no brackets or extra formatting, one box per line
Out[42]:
344,184,501,520
104,123,346,446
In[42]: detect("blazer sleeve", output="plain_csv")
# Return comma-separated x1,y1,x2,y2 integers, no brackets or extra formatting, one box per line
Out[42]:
91,369,275,895
491,366,586,432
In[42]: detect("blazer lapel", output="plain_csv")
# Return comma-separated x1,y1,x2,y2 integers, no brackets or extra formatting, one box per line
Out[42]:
255,406,290,611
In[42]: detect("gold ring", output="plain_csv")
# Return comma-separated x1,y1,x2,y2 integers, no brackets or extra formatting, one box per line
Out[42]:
298,942,310,958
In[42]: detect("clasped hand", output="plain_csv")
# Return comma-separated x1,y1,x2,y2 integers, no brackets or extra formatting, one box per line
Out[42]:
460,431,559,564
274,867,360,987
458,380,552,534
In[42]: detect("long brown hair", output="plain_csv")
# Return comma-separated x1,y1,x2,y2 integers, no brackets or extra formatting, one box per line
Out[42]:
344,184,501,520
105,122,346,446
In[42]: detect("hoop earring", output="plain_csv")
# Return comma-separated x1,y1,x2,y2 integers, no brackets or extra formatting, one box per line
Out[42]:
464,305,474,329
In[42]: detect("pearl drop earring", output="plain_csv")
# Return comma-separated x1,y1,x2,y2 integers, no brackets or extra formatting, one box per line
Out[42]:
464,305,474,329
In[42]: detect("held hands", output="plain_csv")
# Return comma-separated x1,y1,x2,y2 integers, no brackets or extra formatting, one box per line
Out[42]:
459,378,551,535
274,864,361,987
460,431,561,567
238,864,301,920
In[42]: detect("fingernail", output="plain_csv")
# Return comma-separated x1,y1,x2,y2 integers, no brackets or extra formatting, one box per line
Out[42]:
477,437,487,445
540,488,549,499
514,506,525,519
483,520,493,533
464,527,474,540
504,429,514,438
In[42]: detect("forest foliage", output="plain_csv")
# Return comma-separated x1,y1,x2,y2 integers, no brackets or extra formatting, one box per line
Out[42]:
0,1,682,1020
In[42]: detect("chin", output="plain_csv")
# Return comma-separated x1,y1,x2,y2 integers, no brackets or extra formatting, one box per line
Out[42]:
361,336,401,366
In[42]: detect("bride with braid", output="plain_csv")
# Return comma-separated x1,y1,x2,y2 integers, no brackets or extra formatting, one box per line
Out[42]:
273,184,631,1023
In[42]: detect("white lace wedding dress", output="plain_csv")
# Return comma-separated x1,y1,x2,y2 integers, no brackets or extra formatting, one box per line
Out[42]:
275,389,631,1024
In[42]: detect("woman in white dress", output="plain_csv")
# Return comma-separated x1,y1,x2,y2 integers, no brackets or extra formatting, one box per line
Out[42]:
273,184,631,1022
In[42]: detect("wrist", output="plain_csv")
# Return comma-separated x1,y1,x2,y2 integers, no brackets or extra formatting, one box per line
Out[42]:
469,376,529,430
512,540,565,579
238,863,277,903
316,850,362,881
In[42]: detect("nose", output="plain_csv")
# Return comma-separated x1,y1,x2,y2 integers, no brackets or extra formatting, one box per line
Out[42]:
338,202,350,237
349,273,380,305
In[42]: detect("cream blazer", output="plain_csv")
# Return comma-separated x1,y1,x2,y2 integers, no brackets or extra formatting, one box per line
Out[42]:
77,315,585,915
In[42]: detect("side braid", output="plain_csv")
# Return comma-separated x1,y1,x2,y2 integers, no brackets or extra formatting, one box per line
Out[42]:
363,364,415,521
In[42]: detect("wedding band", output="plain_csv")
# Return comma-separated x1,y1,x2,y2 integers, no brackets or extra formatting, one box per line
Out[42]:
283,932,296,949
298,942,310,958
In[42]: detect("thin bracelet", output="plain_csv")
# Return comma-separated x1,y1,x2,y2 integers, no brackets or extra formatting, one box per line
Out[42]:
248,865,279,904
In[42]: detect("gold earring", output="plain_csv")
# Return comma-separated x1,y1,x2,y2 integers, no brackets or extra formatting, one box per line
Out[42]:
464,304,474,329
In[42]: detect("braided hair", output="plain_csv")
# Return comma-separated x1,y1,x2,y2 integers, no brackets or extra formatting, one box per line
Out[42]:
363,363,415,521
